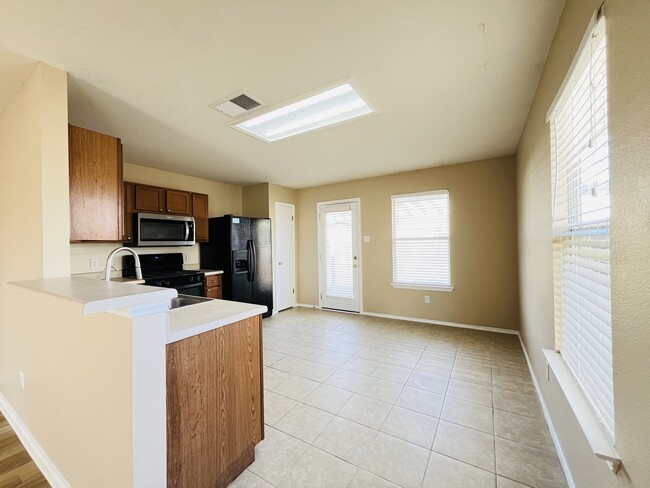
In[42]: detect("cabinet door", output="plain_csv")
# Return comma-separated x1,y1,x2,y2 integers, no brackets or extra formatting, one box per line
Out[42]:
166,189,192,215
123,182,135,242
69,125,123,241
134,184,165,213
192,193,209,242
166,316,263,488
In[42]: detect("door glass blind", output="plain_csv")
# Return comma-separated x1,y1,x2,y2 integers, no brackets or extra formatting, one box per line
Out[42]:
324,209,353,298
550,16,614,439
391,191,450,287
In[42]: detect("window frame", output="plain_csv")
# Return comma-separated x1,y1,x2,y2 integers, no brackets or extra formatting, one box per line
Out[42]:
544,5,620,472
390,190,453,292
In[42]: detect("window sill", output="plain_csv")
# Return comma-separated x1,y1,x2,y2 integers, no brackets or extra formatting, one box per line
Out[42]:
542,349,621,472
391,283,454,292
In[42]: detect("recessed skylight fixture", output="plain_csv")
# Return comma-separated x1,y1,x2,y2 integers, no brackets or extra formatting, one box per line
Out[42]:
233,82,374,142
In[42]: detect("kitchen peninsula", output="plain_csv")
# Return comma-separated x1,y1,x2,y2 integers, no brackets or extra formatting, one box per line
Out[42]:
7,277,266,488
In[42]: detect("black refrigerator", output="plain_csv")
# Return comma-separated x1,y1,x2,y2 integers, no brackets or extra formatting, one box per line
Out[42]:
200,215,273,318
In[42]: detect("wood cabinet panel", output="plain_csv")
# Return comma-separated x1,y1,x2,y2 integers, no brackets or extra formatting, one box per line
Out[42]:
167,316,264,488
134,184,165,213
205,274,222,298
123,182,134,242
69,125,123,241
166,190,192,216
192,193,209,242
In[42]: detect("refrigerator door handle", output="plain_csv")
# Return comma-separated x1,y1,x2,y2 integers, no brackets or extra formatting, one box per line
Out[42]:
250,240,257,282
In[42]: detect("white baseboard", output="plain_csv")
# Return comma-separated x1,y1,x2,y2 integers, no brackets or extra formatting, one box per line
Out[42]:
517,335,576,488
0,393,70,488
294,303,518,335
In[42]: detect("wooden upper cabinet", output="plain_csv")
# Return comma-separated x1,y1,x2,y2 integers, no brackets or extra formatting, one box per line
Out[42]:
192,193,209,242
166,189,192,216
123,182,135,242
134,184,165,213
69,125,123,241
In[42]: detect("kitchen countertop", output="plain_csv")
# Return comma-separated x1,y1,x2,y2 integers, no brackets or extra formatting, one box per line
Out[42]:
183,264,223,276
167,299,266,343
10,276,265,343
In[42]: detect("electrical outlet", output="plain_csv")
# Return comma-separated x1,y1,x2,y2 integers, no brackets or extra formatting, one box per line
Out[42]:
90,259,99,269
363,235,371,243
424,295,430,304
19,371,25,390
184,253,190,263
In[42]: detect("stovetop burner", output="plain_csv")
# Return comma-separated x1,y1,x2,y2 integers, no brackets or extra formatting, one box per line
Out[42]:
122,253,204,289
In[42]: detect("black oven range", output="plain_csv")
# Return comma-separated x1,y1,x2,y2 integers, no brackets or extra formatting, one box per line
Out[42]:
122,253,205,297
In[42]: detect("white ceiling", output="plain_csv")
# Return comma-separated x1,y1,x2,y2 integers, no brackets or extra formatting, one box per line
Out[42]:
0,0,564,188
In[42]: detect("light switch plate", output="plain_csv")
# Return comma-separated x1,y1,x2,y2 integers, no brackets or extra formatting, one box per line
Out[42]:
363,235,371,243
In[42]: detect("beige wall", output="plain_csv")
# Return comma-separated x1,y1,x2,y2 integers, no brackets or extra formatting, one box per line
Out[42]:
124,162,242,217
297,157,520,330
0,63,134,486
242,183,269,218
4,287,134,487
516,0,650,486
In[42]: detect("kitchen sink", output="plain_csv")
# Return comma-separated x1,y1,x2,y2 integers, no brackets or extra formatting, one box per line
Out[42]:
170,294,214,309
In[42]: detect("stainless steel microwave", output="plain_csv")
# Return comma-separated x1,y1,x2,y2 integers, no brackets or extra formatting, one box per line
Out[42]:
134,213,195,247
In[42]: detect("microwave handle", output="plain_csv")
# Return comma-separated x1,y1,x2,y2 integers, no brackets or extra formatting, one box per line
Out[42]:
184,221,190,241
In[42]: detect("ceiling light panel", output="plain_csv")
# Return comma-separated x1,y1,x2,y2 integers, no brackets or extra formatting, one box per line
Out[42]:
234,83,374,142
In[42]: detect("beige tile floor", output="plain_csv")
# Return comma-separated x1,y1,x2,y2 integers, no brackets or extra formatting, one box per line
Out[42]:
229,308,568,488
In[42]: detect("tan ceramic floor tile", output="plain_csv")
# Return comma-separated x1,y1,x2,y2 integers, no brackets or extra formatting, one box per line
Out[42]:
357,376,404,403
446,378,493,407
313,416,378,465
422,451,496,488
380,405,438,448
494,409,555,452
395,386,444,418
495,437,567,488
277,446,356,488
264,390,298,425
432,421,495,472
338,394,392,430
406,370,450,395
274,403,334,443
272,375,320,401
348,469,400,488
441,396,494,434
324,368,367,392
248,427,309,485
228,469,274,487
302,384,353,414
362,432,430,488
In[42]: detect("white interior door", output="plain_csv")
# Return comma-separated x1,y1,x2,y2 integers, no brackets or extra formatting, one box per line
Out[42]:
275,202,296,312
318,200,361,312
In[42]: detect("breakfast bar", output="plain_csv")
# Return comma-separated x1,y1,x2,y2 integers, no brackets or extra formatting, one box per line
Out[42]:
8,277,266,488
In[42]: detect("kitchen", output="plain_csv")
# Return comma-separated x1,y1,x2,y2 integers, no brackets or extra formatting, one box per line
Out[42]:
2,2,650,488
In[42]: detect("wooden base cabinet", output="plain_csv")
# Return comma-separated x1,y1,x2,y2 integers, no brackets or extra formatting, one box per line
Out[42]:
166,316,264,488
205,274,222,299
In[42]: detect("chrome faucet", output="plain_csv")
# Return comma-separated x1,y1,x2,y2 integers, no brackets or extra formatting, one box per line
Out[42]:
105,247,143,281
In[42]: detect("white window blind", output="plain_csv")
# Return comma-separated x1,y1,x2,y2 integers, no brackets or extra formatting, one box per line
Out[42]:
324,209,353,298
391,190,450,289
549,14,614,440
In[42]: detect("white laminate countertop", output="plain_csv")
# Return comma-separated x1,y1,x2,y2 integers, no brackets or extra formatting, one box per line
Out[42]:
11,277,175,314
183,265,223,276
11,276,266,344
167,299,266,344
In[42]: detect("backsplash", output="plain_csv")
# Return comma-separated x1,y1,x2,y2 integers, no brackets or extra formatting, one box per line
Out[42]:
70,243,200,276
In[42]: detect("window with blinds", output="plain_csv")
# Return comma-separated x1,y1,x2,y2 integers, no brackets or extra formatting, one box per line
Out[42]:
391,190,451,289
548,13,614,440
324,209,354,298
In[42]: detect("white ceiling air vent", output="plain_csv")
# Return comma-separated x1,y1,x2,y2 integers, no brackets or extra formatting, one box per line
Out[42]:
209,91,264,117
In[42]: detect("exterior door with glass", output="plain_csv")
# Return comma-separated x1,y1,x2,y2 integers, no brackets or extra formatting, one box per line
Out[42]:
318,200,361,312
